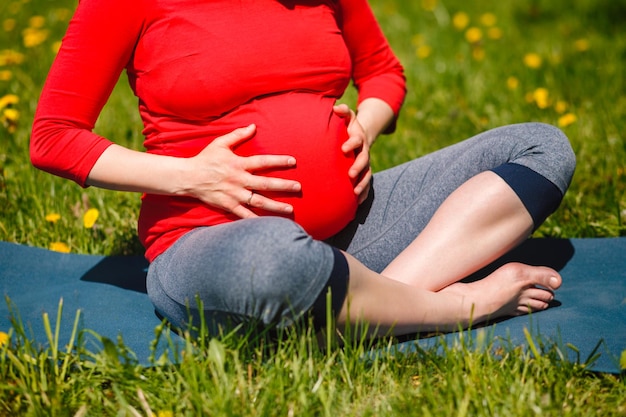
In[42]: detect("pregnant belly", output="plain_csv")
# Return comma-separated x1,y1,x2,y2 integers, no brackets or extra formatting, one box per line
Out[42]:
233,93,358,239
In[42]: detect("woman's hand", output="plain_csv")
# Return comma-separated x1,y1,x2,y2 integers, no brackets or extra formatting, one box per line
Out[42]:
183,124,301,219
333,104,372,204
86,124,301,220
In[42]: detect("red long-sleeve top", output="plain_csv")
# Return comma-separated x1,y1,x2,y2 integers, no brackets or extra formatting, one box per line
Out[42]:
31,0,406,261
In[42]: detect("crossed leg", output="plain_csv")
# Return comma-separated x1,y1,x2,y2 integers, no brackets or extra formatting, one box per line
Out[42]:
337,254,560,335
329,123,575,335
335,171,562,335
382,170,534,291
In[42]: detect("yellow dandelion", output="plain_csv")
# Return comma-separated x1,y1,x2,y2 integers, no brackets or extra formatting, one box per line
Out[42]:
1,108,19,132
465,27,483,44
416,45,432,59
532,88,550,109
3,18,17,32
2,109,20,125
554,100,568,114
421,0,437,12
472,46,485,61
558,113,577,128
28,15,46,29
3,108,19,123
83,208,100,228
0,70,12,81
50,242,71,253
0,49,25,66
22,28,50,48
506,76,519,90
523,53,542,69
487,27,502,40
0,331,9,347
574,38,589,52
157,411,174,417
480,13,497,27
45,213,61,223
0,94,18,109
452,12,470,31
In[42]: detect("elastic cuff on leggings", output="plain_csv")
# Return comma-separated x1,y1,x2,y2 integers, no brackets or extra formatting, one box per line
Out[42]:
490,162,563,228
310,247,349,330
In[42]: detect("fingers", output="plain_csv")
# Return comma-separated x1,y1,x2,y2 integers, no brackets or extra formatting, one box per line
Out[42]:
246,190,294,214
201,125,301,218
211,124,299,174
348,145,369,177
230,205,257,220
341,132,363,154
244,154,297,172
227,188,296,220
230,191,265,220
333,103,351,117
239,160,301,193
212,124,257,148
224,174,298,219
355,173,372,204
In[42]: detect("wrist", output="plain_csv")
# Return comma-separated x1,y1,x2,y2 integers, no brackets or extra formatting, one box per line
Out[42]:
356,97,395,146
169,155,198,197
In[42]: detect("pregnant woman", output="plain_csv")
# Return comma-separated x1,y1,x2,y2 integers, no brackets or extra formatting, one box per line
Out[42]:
31,0,575,337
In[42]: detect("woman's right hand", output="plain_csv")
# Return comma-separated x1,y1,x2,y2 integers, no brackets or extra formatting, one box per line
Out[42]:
181,124,301,219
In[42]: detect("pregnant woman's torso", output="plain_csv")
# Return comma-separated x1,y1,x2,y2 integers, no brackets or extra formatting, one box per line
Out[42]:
234,92,358,238
129,1,356,259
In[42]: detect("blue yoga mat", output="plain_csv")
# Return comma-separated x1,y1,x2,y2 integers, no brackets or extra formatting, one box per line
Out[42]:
1,238,625,373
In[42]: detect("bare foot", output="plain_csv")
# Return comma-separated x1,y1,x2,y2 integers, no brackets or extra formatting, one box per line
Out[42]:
439,262,561,323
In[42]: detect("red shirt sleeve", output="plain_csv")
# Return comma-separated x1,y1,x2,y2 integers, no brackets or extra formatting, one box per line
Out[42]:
340,0,406,125
30,0,144,187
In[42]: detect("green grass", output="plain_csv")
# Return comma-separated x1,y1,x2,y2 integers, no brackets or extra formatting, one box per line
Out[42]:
1,0,626,415
2,299,626,416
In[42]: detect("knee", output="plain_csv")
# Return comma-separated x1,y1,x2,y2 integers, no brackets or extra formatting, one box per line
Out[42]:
147,217,336,330
530,122,577,178
239,217,330,294
510,122,576,194
223,217,337,323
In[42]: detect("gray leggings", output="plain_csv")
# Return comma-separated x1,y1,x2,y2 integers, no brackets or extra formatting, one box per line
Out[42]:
146,122,576,333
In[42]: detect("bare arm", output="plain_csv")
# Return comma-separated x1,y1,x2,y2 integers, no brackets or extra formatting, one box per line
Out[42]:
354,97,395,147
86,124,301,219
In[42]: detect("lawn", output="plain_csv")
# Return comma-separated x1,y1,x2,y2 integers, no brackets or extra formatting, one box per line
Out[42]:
1,0,625,415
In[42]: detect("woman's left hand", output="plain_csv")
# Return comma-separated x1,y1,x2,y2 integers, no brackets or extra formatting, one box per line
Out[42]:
333,104,372,204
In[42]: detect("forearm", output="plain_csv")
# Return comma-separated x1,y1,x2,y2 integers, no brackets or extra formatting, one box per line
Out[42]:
85,125,300,219
85,144,187,195
356,97,395,147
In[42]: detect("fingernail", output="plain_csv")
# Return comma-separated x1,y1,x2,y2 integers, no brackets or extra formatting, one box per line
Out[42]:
550,276,559,287
287,157,296,165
